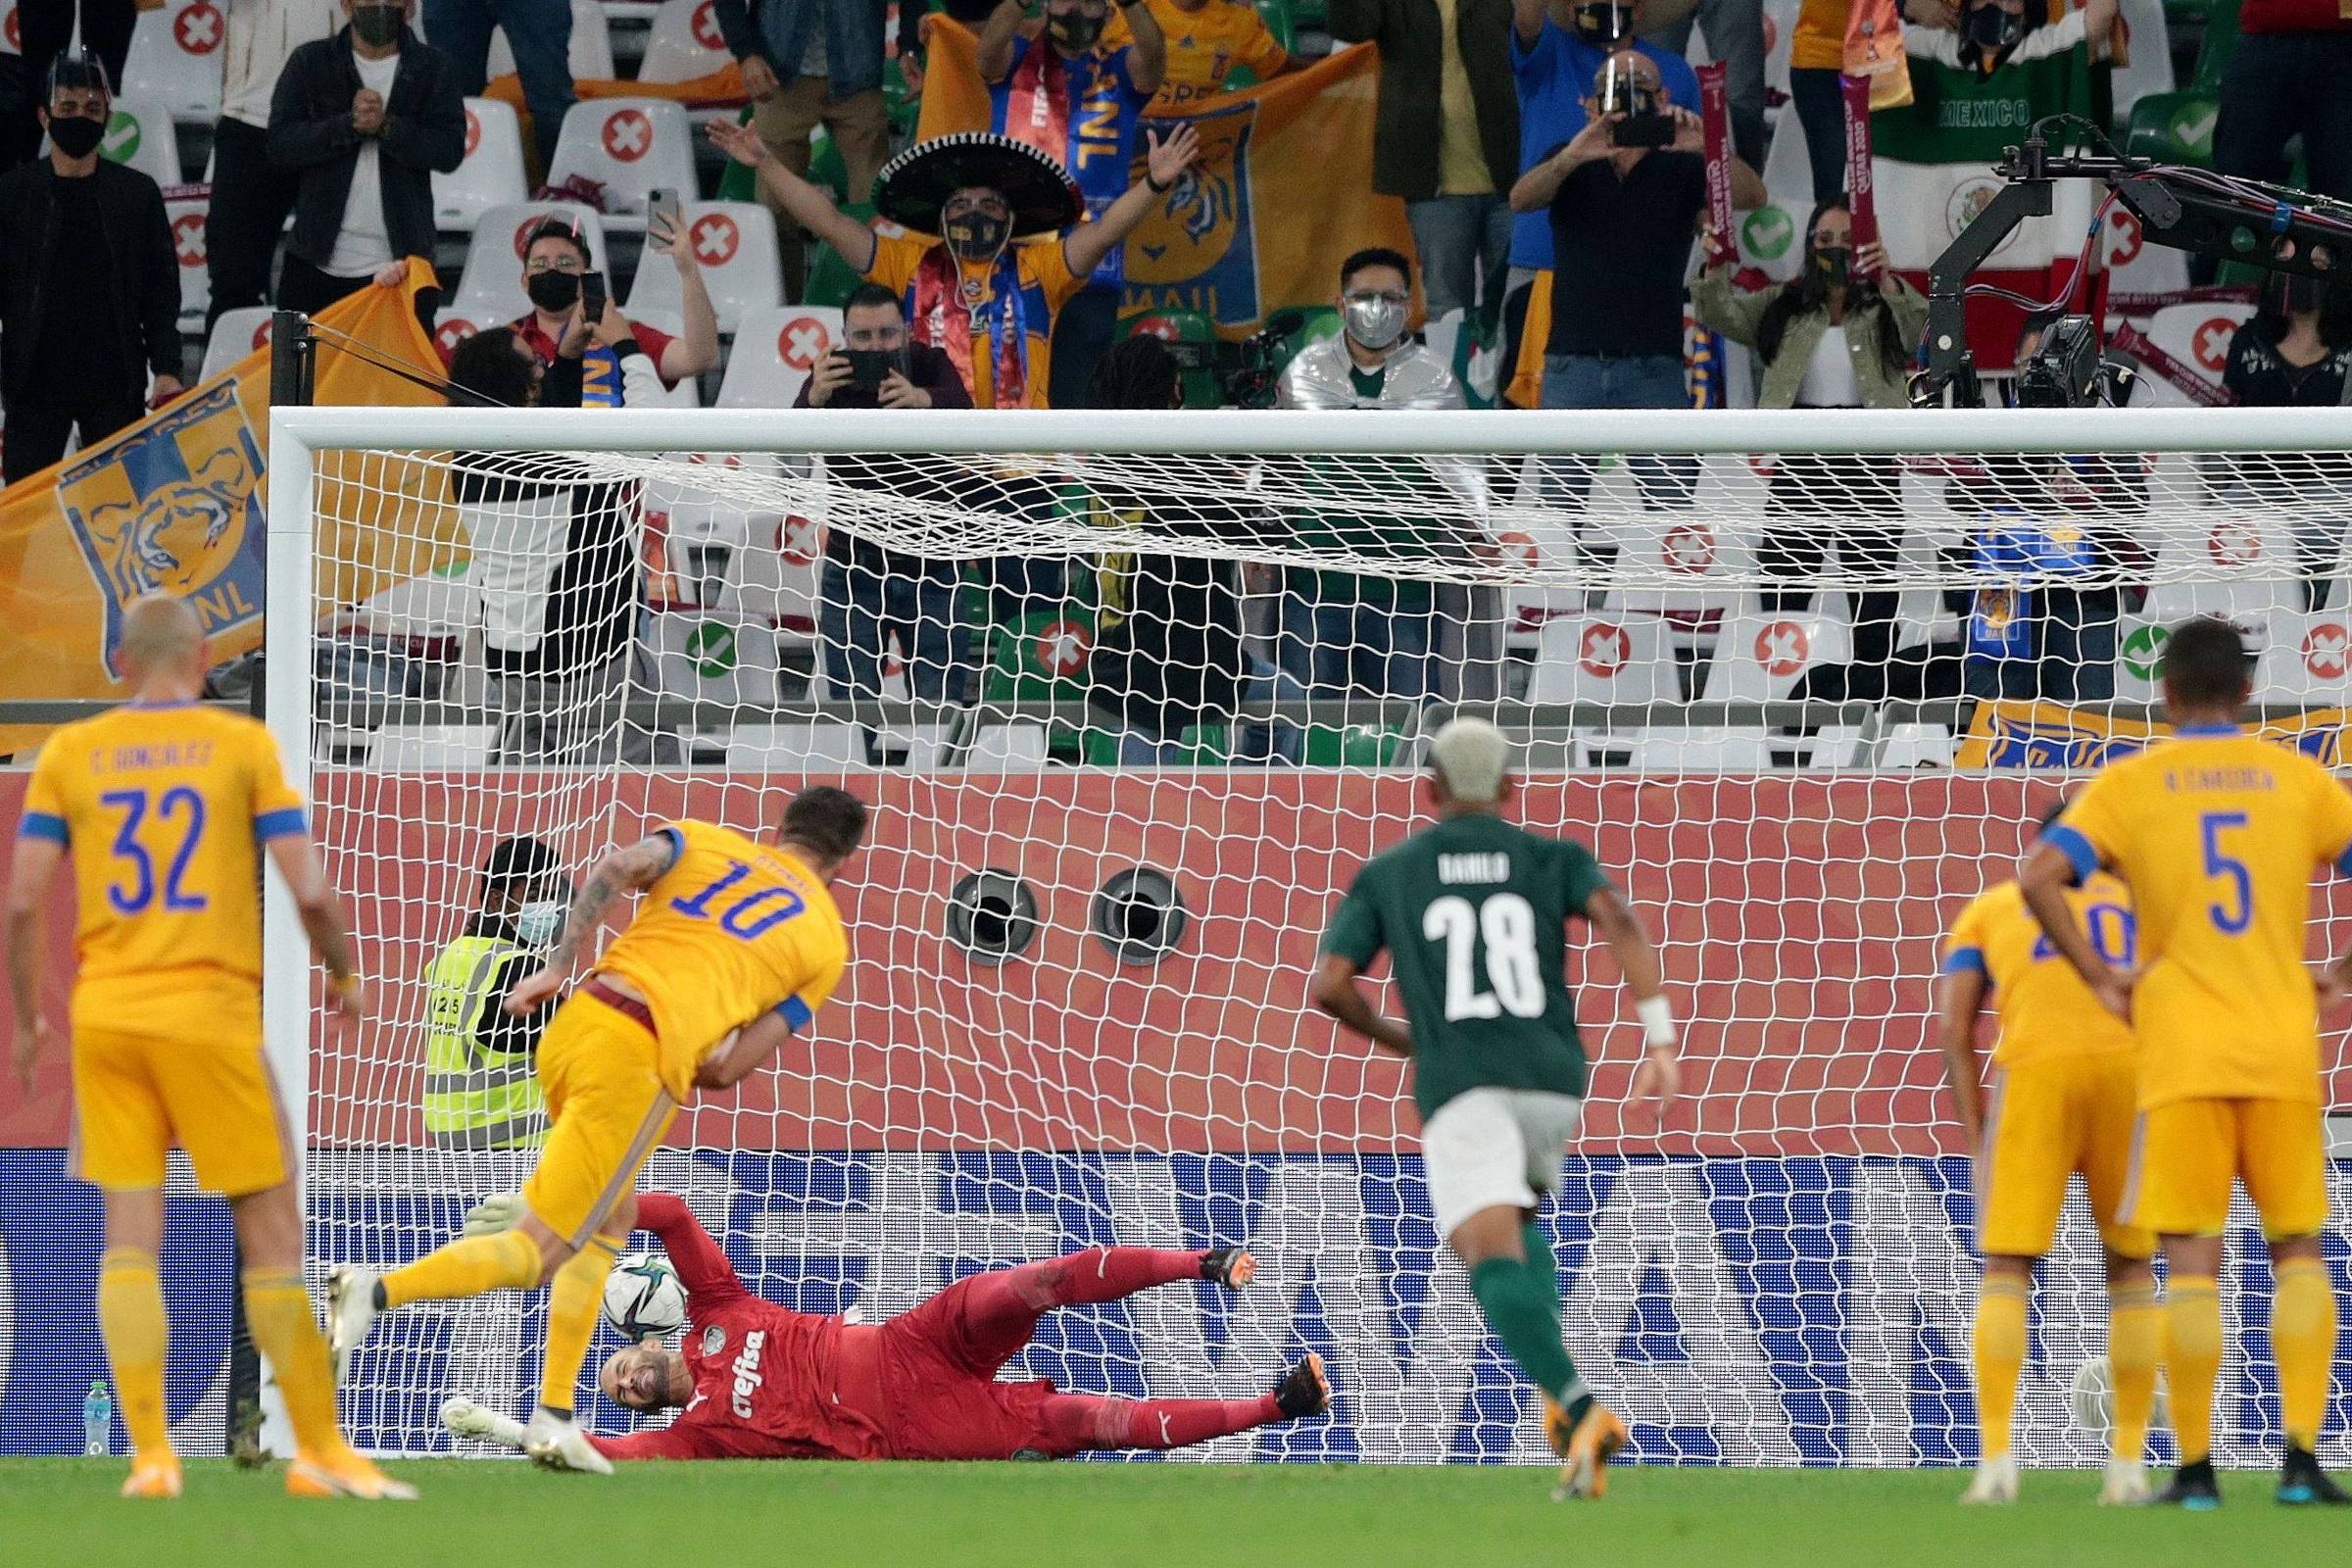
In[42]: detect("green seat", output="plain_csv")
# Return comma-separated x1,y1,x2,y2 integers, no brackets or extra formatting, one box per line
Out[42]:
1081,723,1234,766
2161,0,2209,24
1253,0,1298,53
1119,307,1223,408
1291,0,1326,31
2189,0,2239,95
2125,91,2220,167
799,201,877,308
1302,723,1404,766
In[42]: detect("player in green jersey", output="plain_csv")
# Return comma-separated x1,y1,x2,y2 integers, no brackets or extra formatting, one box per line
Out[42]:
1311,718,1679,1499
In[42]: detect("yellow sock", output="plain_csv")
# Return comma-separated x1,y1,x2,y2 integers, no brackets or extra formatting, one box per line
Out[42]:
380,1228,542,1310
538,1237,620,1417
242,1268,345,1456
97,1250,171,1460
2166,1276,2223,1466
2107,1282,2162,1464
1973,1274,2031,1460
2272,1257,2337,1453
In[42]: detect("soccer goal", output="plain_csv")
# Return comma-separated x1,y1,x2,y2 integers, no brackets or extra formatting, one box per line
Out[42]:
264,403,2352,1466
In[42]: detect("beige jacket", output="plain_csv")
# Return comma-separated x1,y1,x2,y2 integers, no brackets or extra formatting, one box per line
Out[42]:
1690,264,1928,410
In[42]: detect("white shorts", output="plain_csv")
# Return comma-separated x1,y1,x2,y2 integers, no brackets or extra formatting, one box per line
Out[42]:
1421,1087,1587,1240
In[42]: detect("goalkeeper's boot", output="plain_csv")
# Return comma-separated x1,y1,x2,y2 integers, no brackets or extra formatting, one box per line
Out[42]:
286,1444,416,1500
120,1454,182,1498
324,1265,382,1387
2151,1457,2222,1511
1960,1452,2019,1505
1200,1248,1256,1291
2278,1446,2351,1505
440,1396,528,1452
1273,1353,1331,1419
1548,1398,1629,1501
524,1408,614,1476
2098,1459,2152,1506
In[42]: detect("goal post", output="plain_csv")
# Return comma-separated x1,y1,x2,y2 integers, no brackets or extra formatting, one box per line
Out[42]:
266,403,2352,1467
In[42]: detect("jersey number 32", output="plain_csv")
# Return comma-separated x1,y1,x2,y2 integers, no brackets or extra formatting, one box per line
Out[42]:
1423,893,1544,1021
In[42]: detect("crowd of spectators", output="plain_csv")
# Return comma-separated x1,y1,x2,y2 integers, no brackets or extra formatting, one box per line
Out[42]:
1,0,2347,755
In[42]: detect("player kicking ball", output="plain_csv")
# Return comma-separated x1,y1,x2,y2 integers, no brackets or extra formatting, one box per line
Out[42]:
1938,802,2159,1506
2023,617,2352,1509
328,789,870,1474
441,1192,1330,1461
1309,718,1679,1499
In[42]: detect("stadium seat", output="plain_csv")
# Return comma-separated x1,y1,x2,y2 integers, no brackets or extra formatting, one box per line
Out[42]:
800,204,879,308
2139,299,2252,402
1704,609,1854,702
2188,0,2239,95
545,97,698,223
446,201,612,333
2255,611,2352,703
370,726,494,768
2143,578,2295,642
485,0,615,81
724,723,872,771
1421,308,1466,386
2111,0,2174,119
200,306,276,381
2149,500,2290,582
74,94,181,186
435,97,530,231
718,305,844,407
962,724,1051,772
122,0,224,124
1809,723,1957,769
1622,728,1785,772
1253,0,1297,51
2124,90,2218,168
165,189,209,325
624,201,783,332
1528,613,1676,710
643,612,781,703
639,0,733,83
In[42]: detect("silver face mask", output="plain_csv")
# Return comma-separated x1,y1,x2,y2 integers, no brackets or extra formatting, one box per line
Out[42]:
514,901,565,949
1344,294,1407,352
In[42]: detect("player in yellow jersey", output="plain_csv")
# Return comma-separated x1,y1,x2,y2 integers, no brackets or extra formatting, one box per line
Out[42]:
2022,616,2352,1509
3,597,412,1501
325,788,868,1473
1939,803,2158,1507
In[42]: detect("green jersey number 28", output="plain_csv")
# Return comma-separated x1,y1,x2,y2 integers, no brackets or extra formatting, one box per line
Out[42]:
1423,893,1544,1020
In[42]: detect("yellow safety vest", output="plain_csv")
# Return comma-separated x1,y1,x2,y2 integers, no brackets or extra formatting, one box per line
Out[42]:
420,934,549,1151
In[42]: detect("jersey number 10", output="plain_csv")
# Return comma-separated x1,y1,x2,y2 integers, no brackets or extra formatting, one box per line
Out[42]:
669,859,806,938
1423,893,1544,1021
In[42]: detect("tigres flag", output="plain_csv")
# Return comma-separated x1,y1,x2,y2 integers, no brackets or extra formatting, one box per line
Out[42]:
916,20,1415,340
0,261,461,750
1958,702,2352,769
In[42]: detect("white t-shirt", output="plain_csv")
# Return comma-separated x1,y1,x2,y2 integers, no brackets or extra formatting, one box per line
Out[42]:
323,47,401,277
1796,323,1864,408
222,0,346,129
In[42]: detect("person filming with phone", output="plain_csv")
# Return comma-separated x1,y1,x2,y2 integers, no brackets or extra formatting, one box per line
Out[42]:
506,207,717,404
798,281,979,718
1507,48,1762,518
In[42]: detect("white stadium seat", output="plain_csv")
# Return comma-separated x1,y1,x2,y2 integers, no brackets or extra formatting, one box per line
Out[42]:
964,725,1051,772
545,97,697,222
370,726,493,769
2255,611,2352,703
122,0,225,123
724,724,871,771
1528,613,1676,710
718,306,844,408
643,612,781,705
639,0,734,83
435,97,530,231
2112,0,2174,119
165,189,209,324
2138,301,2255,404
200,307,276,382
485,0,615,81
625,201,783,333
446,202,612,337
1705,608,1853,702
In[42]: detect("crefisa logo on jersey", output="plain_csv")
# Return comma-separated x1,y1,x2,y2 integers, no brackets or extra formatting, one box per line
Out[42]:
56,382,267,678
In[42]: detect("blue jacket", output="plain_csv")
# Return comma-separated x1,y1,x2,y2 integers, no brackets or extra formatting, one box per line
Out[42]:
711,0,888,98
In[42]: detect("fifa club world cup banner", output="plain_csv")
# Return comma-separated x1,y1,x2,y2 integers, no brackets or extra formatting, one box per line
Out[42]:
915,23,1415,340
0,263,459,754
4,772,2350,1459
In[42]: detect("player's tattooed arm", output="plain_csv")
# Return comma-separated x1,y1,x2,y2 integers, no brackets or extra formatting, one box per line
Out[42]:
505,831,682,1016
1308,955,1413,1055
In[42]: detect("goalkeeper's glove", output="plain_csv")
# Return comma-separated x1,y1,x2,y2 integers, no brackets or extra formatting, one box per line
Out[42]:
463,1192,525,1237
441,1396,528,1450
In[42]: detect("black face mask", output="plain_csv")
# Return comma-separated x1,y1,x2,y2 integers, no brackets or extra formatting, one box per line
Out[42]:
944,212,1009,262
1964,3,2023,54
526,270,581,313
1570,2,1635,46
351,4,403,47
1812,245,1853,288
1046,11,1105,50
46,113,104,158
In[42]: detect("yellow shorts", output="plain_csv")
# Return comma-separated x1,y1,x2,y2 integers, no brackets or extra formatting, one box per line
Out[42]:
2123,1097,2330,1240
520,991,677,1250
1977,1052,2154,1259
71,1025,290,1196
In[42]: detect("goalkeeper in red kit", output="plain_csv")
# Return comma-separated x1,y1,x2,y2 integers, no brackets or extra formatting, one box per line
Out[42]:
440,1194,1331,1462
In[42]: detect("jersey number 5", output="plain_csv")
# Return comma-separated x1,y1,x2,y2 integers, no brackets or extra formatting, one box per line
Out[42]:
2200,810,2252,935
1423,893,1544,1021
98,787,209,915
669,859,805,938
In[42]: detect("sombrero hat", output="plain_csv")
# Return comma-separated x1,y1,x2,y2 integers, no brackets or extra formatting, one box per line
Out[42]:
873,132,1083,240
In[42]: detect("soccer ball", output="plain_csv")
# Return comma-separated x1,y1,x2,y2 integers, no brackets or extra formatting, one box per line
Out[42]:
602,1253,687,1341
2070,1355,2170,1442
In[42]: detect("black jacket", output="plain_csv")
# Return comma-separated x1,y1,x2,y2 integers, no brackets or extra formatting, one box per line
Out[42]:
269,24,466,270
0,158,182,405
1329,0,1519,202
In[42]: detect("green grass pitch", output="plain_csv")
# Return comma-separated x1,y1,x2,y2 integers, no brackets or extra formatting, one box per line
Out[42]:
7,1458,2342,1568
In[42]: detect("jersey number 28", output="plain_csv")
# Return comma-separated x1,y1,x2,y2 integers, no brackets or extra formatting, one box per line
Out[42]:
1423,893,1544,1021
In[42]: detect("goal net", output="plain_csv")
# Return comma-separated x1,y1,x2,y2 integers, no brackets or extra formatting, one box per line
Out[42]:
270,406,2352,1468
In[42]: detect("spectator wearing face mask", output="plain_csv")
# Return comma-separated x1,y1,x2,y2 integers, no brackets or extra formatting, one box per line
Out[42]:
417,836,567,1152
712,122,1201,408
269,0,465,320
505,215,718,402
0,53,184,486
2224,274,2352,611
1694,199,1926,696
2216,0,2352,203
1907,0,2117,76
978,0,1165,407
1509,50,1761,518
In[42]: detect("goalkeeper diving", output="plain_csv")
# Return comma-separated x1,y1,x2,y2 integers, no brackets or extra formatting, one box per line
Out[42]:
442,1192,1332,1461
